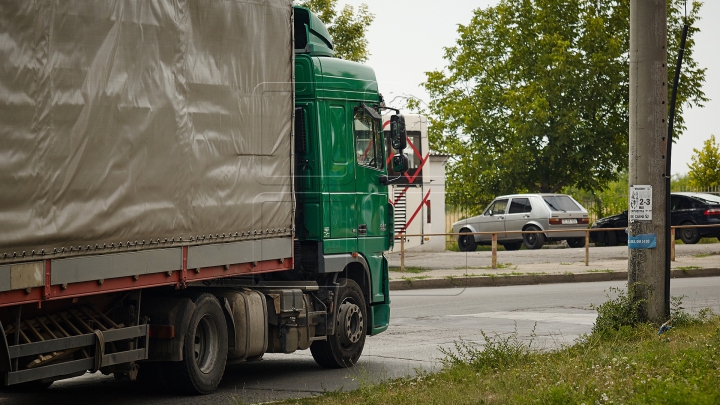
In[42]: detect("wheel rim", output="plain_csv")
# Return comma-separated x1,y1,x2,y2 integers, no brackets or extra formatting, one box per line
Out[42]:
459,236,469,249
194,314,219,374
526,233,537,244
682,228,695,240
338,299,363,348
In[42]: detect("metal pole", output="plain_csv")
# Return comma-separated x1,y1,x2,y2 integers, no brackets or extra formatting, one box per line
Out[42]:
629,0,669,324
585,230,590,266
491,233,497,269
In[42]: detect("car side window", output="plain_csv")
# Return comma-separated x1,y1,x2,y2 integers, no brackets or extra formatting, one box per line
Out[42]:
676,196,693,210
485,199,508,215
509,198,531,214
670,195,680,210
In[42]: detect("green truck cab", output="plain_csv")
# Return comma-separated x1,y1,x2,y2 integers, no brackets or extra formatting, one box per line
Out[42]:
293,7,407,340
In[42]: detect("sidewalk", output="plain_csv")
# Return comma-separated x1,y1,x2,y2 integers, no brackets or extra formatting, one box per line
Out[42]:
386,249,720,290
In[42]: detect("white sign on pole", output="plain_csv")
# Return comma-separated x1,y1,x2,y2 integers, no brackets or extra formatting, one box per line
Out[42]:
629,185,652,221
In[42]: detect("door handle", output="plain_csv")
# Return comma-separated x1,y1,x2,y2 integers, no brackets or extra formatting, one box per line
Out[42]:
358,224,367,236
497,216,504,220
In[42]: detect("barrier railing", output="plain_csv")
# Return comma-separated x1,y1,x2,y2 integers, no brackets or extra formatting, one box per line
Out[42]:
394,224,720,272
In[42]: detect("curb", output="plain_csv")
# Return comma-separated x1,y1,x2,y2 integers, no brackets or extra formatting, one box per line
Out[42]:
388,268,720,291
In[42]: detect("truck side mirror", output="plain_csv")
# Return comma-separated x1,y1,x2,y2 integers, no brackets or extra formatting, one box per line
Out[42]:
390,114,407,151
392,154,408,173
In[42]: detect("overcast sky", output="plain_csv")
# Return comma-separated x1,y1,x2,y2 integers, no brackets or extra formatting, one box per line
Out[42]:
339,0,720,176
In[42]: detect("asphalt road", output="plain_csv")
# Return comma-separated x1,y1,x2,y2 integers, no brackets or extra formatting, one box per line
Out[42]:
3,277,719,405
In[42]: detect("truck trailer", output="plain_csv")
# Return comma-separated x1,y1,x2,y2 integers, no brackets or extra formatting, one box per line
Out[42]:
0,0,407,394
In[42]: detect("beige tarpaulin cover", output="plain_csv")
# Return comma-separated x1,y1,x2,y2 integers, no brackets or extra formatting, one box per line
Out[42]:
0,0,294,262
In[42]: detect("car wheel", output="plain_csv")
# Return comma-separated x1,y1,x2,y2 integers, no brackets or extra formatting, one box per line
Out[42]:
502,242,522,251
679,223,701,244
457,229,478,252
522,225,545,250
311,279,367,368
566,238,585,248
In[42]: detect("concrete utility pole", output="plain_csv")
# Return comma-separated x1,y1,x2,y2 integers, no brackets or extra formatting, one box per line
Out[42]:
628,0,669,324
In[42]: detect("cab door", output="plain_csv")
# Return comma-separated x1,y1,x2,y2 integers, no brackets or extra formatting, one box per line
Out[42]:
354,105,389,303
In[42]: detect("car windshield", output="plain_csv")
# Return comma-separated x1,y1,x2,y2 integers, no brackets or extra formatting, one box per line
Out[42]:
687,194,720,205
542,196,581,212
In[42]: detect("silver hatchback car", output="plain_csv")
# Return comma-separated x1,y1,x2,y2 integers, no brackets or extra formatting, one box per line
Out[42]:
452,194,590,251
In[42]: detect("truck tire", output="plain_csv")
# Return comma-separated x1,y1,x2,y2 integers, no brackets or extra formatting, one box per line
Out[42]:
311,279,366,368
165,294,228,395
457,229,478,252
522,225,545,250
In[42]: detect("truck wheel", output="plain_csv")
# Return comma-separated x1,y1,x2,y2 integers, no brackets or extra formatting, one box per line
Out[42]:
165,294,228,395
311,279,366,368
679,223,700,244
522,225,545,249
457,229,478,252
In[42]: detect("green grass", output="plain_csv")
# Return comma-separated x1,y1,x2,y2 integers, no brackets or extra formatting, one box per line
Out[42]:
677,266,702,271
282,291,719,405
587,269,616,273
399,275,430,283
692,252,714,258
389,266,428,274
455,262,515,270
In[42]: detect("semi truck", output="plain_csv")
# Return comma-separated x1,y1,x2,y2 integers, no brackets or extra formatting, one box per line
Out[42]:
0,0,407,394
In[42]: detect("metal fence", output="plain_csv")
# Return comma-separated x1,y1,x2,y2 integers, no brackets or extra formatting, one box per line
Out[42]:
401,223,720,272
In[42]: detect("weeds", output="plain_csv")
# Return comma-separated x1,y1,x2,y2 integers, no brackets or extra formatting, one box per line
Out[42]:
590,285,647,336
678,265,701,271
389,266,427,274
440,325,535,372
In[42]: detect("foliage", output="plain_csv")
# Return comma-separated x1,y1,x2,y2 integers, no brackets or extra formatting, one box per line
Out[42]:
687,134,720,189
421,0,706,210
289,314,720,405
590,285,647,337
566,171,628,219
440,327,533,372
671,172,692,191
296,0,374,63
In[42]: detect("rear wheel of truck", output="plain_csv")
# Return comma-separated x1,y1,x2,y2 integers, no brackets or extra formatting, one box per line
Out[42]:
165,293,228,395
311,279,366,368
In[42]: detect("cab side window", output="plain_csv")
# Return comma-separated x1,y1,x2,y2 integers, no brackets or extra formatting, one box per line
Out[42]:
354,109,383,169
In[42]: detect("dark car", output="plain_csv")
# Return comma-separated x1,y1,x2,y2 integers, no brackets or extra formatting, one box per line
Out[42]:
590,192,720,245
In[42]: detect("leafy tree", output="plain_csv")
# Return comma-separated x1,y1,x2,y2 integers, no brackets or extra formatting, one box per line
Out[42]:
687,134,720,189
670,172,691,191
296,0,374,63
421,0,706,209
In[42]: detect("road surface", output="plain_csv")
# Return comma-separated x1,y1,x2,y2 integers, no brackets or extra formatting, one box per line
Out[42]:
2,277,719,405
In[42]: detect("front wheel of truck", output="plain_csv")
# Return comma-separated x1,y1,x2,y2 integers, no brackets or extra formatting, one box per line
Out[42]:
311,278,367,368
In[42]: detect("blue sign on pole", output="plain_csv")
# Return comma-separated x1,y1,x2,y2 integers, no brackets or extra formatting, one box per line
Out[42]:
628,234,657,249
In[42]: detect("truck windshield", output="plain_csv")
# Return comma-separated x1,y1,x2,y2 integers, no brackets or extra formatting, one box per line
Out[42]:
543,196,582,212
